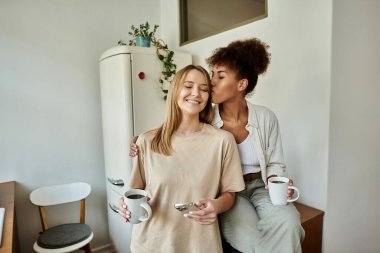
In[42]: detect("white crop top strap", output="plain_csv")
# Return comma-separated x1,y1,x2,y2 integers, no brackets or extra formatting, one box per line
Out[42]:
237,134,261,175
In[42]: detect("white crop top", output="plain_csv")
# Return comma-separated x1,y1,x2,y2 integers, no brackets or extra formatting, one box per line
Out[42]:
237,134,261,175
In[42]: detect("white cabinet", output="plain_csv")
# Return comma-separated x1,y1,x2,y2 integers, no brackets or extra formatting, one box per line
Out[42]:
99,46,191,252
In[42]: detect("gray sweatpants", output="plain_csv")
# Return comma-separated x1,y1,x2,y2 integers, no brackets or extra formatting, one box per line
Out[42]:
220,179,305,253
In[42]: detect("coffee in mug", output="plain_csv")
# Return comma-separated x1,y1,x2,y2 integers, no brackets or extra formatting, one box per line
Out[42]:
268,177,300,206
271,181,286,184
124,189,152,224
127,194,145,199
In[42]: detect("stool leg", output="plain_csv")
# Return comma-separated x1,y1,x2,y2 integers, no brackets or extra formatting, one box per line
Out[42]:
82,243,92,253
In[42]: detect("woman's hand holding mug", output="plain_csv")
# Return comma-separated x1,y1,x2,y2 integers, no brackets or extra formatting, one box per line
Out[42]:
118,189,152,224
118,197,130,222
266,176,296,200
268,177,300,206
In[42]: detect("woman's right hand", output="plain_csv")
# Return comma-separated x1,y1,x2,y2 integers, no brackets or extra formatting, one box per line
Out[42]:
129,136,139,157
184,199,218,225
118,197,130,222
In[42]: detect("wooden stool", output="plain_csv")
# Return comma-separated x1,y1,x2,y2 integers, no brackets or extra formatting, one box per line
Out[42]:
294,202,325,253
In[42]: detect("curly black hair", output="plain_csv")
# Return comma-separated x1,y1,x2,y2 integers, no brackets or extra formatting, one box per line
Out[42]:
206,38,271,94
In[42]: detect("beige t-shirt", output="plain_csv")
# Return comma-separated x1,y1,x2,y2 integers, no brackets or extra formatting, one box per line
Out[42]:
129,124,245,253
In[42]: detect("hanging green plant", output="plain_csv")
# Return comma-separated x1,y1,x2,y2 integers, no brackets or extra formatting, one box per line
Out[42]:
151,38,176,100
118,22,176,100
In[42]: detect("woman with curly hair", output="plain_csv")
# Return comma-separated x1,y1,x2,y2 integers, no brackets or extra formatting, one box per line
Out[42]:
195,38,305,253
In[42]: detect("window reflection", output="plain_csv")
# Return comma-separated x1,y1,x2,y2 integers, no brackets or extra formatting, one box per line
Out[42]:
180,0,267,45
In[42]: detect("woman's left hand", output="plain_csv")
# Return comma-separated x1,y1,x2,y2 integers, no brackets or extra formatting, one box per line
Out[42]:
184,199,217,225
288,178,295,199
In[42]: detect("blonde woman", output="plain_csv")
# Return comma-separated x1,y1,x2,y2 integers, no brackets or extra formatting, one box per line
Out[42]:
119,65,245,253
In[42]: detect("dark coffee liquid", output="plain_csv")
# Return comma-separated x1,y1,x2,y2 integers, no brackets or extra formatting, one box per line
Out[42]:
127,194,145,199
271,181,286,184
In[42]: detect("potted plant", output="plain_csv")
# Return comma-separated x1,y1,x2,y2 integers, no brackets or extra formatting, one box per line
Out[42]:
118,22,177,100
127,22,158,47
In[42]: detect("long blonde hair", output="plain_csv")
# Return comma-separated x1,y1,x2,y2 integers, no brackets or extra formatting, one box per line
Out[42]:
151,65,214,155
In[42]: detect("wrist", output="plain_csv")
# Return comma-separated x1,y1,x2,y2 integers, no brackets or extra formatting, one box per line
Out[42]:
215,192,235,214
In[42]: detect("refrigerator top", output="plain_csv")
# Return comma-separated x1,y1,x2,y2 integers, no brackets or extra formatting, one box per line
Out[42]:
100,45,142,61
99,45,192,62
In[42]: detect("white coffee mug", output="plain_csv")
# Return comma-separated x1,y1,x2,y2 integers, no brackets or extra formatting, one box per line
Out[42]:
268,177,300,206
124,189,152,224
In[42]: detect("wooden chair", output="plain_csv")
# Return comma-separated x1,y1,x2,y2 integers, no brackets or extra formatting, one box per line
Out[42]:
29,182,93,253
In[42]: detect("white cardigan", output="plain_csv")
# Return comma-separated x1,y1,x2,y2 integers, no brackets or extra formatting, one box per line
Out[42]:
212,101,287,184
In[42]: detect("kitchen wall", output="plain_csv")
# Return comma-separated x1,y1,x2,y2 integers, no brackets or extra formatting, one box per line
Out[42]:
325,0,380,252
0,0,159,251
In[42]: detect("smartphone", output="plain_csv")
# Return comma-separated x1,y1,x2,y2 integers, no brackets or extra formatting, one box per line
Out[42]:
174,202,200,213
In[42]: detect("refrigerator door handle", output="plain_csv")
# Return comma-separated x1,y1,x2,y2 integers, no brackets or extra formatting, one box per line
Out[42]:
107,177,125,186
109,203,120,213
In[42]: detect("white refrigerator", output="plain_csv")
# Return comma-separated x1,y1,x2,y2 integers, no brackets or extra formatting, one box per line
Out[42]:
99,45,191,252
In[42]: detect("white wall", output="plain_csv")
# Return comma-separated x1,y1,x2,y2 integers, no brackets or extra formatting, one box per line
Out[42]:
162,0,332,210
0,0,159,251
325,1,380,252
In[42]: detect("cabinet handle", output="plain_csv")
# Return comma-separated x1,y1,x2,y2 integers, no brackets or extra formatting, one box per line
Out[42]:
108,203,119,213
107,177,124,186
